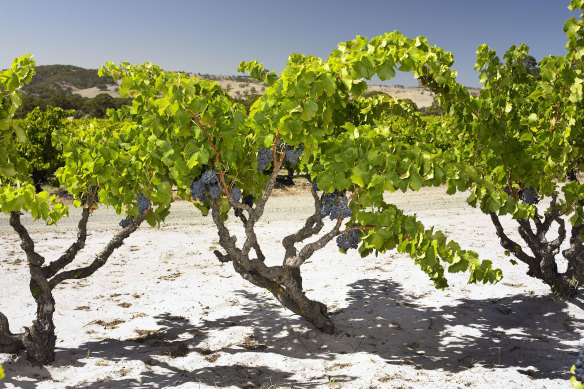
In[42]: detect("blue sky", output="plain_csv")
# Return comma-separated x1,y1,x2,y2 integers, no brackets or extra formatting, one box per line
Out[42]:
2,1,579,87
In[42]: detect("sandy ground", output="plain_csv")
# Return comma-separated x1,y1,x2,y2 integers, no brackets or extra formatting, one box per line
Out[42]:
0,185,583,388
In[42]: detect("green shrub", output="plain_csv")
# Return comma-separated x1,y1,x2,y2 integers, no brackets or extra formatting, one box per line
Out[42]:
18,106,73,190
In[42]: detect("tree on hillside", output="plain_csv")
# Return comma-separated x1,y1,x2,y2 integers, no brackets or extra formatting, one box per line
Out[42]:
84,93,116,118
519,54,541,77
15,93,130,119
234,93,261,113
421,98,444,116
362,90,390,98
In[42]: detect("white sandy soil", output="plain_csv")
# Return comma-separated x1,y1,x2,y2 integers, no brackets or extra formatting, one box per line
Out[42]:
0,185,582,388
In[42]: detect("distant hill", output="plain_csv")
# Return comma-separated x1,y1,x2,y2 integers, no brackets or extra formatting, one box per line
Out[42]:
22,65,117,98
18,64,482,113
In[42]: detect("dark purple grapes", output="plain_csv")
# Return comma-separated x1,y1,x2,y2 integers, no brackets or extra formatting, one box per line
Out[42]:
81,186,99,206
137,192,151,213
257,148,272,171
200,169,218,185
257,142,303,170
231,187,242,202
119,215,132,228
209,184,221,199
520,187,539,205
233,194,254,217
243,194,254,207
320,191,352,220
190,168,225,202
309,177,319,192
336,228,360,252
284,144,303,165
190,180,206,202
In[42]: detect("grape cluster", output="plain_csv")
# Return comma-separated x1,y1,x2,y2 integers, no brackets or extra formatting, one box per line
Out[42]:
137,192,151,213
336,228,360,252
119,192,151,228
257,148,272,171
502,185,511,196
209,185,221,199
190,180,206,202
309,177,320,192
243,194,254,207
190,168,222,202
228,187,240,202
257,142,304,171
320,191,352,220
81,186,99,206
574,345,584,383
519,187,539,205
119,215,131,228
200,169,218,185
231,191,253,217
283,144,303,165
568,169,578,182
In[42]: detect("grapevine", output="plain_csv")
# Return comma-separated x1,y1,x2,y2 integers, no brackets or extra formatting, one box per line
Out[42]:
0,72,165,364
100,28,503,333
412,0,584,299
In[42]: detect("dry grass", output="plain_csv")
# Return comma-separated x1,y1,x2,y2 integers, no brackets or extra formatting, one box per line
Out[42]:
241,335,267,351
204,353,220,363
131,329,166,343
88,319,125,329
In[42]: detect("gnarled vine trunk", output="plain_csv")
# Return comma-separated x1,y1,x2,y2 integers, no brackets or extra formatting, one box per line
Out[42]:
489,194,584,299
209,163,338,334
21,294,57,364
0,313,23,354
0,208,148,365
230,259,334,333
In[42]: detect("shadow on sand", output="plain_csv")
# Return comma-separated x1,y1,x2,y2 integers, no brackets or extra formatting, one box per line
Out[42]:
2,279,582,387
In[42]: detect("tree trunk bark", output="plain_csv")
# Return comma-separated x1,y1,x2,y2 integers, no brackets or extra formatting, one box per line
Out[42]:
232,260,334,333
0,312,24,354
4,208,149,365
489,211,580,300
22,292,56,364
210,169,336,333
276,266,334,334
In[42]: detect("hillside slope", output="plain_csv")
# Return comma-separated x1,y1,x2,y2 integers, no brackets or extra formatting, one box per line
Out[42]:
22,65,117,97
19,64,483,107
